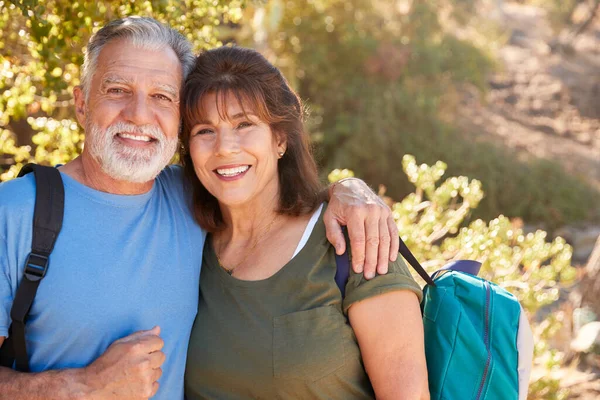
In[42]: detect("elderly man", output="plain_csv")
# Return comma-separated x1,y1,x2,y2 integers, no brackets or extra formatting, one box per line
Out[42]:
0,17,400,399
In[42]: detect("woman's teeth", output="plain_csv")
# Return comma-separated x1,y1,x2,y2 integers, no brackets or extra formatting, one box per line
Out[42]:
216,166,250,177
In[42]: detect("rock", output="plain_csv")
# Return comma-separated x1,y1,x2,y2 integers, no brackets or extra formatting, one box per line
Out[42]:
554,226,600,265
574,307,597,333
533,122,557,135
573,228,600,264
488,79,514,90
571,321,600,353
505,94,519,105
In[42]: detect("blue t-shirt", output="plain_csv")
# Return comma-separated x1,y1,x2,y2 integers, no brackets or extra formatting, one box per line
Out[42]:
0,165,205,400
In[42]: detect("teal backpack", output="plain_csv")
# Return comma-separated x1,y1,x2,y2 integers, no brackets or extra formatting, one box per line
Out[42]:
335,242,533,400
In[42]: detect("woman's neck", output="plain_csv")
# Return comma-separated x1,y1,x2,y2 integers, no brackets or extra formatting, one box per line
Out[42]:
217,188,281,244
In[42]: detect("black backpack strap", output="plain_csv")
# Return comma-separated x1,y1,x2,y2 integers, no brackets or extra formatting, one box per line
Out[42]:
0,164,64,372
334,230,435,295
399,240,436,286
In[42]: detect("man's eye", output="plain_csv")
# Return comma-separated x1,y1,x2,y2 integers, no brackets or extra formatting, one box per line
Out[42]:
154,94,172,102
107,88,127,94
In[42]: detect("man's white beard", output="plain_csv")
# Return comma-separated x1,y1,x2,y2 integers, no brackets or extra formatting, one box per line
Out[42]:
86,121,178,183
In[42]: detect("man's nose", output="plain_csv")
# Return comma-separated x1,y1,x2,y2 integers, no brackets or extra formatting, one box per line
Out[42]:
121,92,154,126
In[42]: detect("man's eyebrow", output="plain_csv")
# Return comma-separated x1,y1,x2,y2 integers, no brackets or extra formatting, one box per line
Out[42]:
153,82,179,99
100,75,133,88
100,77,179,99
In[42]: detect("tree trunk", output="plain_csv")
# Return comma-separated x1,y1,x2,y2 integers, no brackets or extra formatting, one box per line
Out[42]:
581,235,600,317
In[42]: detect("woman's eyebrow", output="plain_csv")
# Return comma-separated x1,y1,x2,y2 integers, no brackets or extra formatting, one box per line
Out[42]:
230,112,258,119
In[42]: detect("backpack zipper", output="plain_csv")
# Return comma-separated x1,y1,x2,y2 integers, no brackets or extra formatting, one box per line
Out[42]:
476,281,492,400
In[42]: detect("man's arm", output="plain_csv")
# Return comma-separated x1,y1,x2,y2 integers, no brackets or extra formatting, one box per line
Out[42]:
325,178,399,279
0,356,90,400
0,327,165,400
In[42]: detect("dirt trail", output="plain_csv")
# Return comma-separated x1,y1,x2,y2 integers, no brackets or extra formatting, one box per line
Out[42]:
458,3,600,189
460,4,600,398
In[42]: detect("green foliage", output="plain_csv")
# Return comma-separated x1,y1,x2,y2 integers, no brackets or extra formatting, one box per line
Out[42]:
0,0,243,180
329,155,576,399
242,0,599,226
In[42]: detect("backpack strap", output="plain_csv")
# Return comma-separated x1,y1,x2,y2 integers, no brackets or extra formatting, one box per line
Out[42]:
334,230,435,295
334,251,351,297
432,260,482,280
0,164,64,372
398,240,436,286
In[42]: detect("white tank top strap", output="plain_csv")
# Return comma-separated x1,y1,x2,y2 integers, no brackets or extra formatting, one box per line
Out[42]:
291,203,324,258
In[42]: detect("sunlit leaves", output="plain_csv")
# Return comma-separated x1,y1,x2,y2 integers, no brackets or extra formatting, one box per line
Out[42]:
329,155,575,399
327,168,354,182
0,1,244,180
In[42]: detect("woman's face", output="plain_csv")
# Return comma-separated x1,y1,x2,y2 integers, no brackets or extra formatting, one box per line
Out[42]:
188,92,286,209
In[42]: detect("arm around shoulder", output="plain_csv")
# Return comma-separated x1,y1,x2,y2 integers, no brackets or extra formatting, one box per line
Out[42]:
348,290,430,400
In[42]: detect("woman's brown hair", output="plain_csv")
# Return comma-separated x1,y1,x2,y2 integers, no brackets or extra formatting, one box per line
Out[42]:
180,46,323,232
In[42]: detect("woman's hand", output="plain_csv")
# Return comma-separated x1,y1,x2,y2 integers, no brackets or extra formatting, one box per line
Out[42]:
324,178,399,279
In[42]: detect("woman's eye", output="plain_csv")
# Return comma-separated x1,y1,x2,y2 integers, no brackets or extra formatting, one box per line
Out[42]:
237,121,253,129
194,128,214,136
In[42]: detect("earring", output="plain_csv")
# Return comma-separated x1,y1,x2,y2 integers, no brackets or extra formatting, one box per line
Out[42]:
278,151,285,158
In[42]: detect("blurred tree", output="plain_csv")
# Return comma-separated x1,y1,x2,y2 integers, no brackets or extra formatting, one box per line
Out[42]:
0,0,243,180
238,0,599,226
543,0,600,39
1,0,598,223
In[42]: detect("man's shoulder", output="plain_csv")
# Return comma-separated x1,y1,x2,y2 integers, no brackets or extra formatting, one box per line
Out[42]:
0,173,36,210
155,165,190,202
157,164,184,185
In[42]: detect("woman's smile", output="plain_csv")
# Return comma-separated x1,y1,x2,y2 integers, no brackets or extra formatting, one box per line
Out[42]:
214,165,251,181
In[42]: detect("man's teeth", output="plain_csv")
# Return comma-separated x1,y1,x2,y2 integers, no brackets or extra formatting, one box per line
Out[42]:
119,133,152,142
216,166,250,176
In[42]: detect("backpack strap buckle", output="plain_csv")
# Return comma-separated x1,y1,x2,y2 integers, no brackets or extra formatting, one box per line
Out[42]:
24,252,49,282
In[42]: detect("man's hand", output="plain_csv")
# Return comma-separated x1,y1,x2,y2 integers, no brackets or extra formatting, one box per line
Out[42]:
85,326,165,400
0,327,165,400
325,178,399,279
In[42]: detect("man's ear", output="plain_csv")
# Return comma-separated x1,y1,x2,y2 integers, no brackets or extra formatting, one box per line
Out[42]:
73,86,86,127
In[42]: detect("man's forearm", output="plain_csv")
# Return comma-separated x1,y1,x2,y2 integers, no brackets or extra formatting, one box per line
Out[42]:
0,366,91,400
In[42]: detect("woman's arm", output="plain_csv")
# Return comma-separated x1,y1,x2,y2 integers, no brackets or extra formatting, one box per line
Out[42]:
348,291,429,400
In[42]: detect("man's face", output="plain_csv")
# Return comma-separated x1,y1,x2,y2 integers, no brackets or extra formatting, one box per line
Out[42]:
74,38,182,183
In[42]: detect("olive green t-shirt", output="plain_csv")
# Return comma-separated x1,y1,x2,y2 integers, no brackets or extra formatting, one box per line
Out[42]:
185,207,423,400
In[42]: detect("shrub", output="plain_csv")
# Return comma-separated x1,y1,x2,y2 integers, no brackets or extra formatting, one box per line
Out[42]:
330,155,576,399
244,0,600,227
0,0,243,180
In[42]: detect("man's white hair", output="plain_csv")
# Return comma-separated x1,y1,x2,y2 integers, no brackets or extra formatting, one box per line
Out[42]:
80,16,195,98
87,121,179,183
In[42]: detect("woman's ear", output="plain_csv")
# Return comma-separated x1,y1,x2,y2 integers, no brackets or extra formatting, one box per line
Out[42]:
274,130,287,158
277,135,287,158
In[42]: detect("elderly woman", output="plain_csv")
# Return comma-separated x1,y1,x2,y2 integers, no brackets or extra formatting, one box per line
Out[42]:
181,46,428,399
